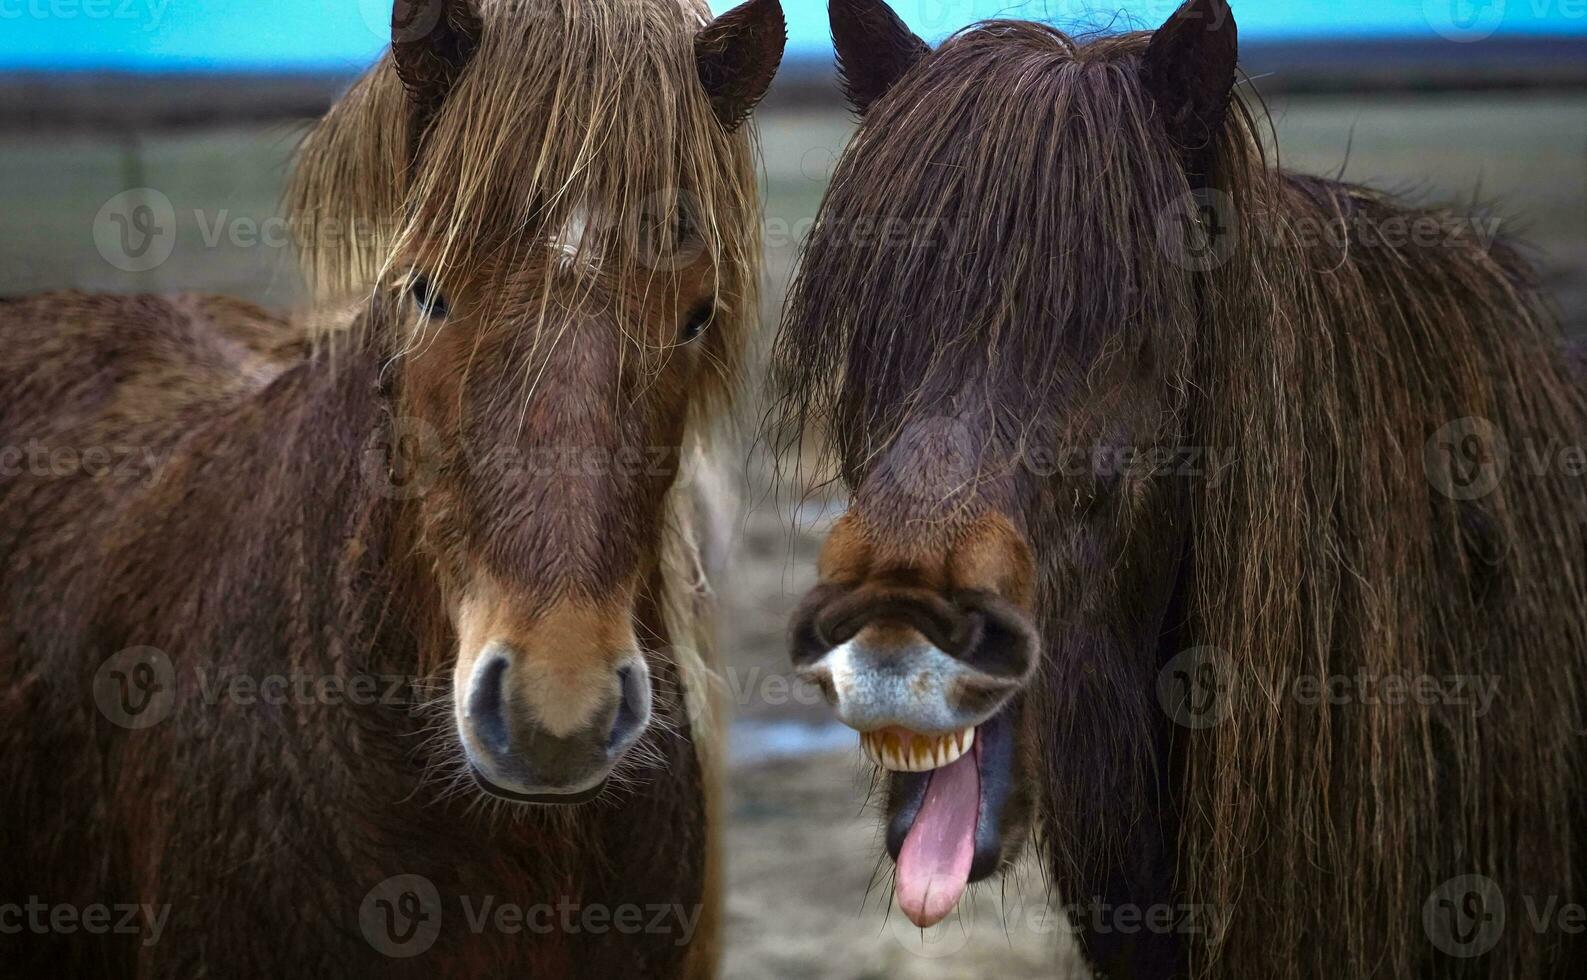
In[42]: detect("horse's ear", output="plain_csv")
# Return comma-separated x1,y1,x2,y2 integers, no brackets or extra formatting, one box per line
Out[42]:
830,0,930,115
695,0,787,133
390,0,484,122
1139,0,1238,179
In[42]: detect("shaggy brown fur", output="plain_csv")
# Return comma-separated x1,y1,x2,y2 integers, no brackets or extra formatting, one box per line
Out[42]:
0,0,782,976
775,3,1587,977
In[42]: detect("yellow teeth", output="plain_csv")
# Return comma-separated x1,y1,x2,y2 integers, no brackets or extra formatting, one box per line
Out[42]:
860,727,975,772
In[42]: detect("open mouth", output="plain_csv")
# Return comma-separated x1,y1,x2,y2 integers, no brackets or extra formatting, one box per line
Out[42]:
468,765,609,805
869,710,1017,928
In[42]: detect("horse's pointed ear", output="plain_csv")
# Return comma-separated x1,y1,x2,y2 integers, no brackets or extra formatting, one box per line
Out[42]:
830,0,929,115
695,0,787,133
1139,0,1238,177
390,0,484,121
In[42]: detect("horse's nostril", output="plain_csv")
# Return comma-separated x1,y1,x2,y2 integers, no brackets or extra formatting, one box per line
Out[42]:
467,653,512,754
606,661,650,753
955,596,1039,681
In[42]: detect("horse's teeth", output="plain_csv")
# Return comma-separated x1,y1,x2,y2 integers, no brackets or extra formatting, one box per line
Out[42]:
860,726,975,772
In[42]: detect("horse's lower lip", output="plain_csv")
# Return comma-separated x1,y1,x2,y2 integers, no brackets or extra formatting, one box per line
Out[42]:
468,765,609,805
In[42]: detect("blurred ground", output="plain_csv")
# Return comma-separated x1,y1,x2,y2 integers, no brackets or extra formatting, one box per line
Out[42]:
2,90,1584,978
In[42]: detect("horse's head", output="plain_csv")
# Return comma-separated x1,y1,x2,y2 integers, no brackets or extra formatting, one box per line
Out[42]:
293,0,784,802
776,0,1237,925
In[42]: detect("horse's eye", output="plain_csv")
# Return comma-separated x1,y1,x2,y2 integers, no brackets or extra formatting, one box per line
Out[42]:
680,300,714,343
674,202,700,245
411,275,448,318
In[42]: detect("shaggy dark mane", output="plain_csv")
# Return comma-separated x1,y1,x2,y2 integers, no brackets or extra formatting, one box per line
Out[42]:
775,23,1202,486
774,19,1587,978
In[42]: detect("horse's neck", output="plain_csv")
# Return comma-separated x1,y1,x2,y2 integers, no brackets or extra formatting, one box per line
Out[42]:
201,325,439,676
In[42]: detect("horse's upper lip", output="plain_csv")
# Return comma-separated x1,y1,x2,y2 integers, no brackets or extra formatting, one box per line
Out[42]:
467,765,609,805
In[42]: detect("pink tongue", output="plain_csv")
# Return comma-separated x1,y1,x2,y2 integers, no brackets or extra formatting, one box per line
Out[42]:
895,745,979,928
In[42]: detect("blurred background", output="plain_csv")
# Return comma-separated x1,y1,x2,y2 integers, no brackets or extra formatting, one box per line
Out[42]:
3,1,1584,976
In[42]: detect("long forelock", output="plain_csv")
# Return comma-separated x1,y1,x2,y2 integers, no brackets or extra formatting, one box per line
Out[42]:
770,23,1206,492
287,0,759,415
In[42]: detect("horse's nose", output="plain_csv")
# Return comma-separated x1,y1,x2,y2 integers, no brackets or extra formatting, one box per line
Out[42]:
790,509,1040,737
790,564,1041,732
460,646,652,802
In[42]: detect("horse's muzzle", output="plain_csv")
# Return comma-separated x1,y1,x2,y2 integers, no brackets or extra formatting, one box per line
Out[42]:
458,644,651,803
789,583,1039,735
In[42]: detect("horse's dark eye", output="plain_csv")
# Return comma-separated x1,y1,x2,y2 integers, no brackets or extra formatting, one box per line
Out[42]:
681,301,714,343
411,275,448,318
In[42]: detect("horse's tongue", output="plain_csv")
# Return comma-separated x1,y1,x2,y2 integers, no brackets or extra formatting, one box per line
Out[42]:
895,746,979,928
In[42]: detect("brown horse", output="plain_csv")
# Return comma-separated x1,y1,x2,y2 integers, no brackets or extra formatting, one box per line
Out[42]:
0,0,783,976
774,0,1587,977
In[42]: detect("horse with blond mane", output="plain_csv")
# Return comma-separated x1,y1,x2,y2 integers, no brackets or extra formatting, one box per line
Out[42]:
0,0,783,975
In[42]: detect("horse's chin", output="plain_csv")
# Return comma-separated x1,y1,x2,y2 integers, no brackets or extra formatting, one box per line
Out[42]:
880,706,1027,927
467,765,610,806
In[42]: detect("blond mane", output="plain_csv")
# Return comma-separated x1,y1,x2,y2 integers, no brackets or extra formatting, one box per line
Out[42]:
286,0,761,417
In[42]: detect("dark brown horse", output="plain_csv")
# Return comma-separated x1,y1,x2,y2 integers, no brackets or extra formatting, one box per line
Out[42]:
0,0,783,976
775,1,1587,976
